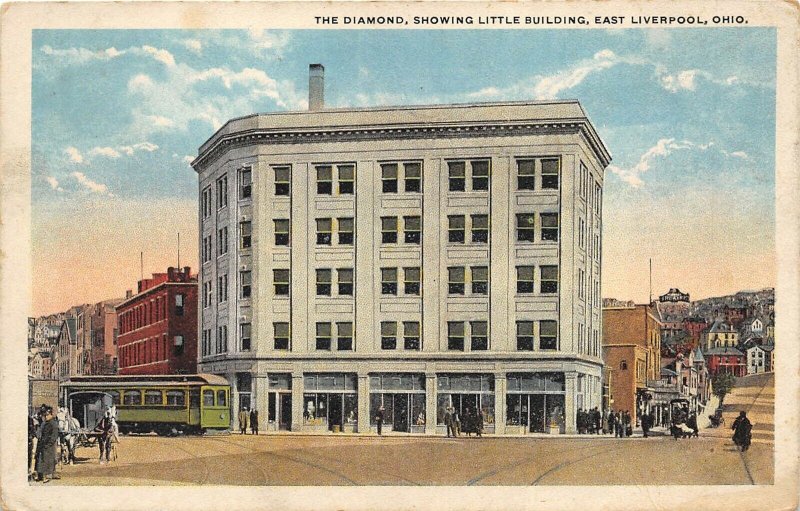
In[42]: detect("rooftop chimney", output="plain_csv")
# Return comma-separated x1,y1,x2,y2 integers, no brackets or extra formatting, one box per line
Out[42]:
309,63,324,111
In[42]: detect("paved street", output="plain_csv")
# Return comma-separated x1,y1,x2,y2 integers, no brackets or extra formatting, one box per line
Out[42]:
44,374,773,486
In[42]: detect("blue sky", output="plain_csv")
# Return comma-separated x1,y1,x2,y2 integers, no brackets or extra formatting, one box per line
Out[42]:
31,28,776,314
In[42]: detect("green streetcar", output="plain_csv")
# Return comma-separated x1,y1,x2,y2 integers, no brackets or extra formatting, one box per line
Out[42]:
61,374,231,435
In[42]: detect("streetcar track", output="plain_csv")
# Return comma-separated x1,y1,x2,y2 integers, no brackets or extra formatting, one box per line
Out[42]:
529,443,627,485
168,438,212,485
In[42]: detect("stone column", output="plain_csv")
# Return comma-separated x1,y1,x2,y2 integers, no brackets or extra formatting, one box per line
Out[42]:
493,373,506,435
291,373,304,431
425,373,437,434
565,371,578,434
228,372,239,431
357,373,370,433
254,374,268,432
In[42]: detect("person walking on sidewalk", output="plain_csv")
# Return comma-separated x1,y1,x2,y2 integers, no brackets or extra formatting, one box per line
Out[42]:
35,407,59,482
376,405,385,435
250,408,259,435
444,407,455,437
239,407,249,434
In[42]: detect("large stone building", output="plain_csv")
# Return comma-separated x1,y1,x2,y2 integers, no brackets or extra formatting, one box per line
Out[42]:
192,65,610,435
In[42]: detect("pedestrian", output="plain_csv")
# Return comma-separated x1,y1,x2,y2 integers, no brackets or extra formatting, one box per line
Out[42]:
594,408,602,435
641,412,651,438
687,412,699,438
35,406,59,482
731,411,752,452
376,405,385,435
475,408,484,438
250,408,259,435
28,414,37,479
464,408,473,437
94,410,113,464
624,411,632,437
453,409,461,437
614,412,623,438
607,409,615,436
238,407,249,434
444,407,454,437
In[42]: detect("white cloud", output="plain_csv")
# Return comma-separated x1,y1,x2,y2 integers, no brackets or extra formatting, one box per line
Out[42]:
730,151,749,159
119,142,159,155
148,115,175,128
182,39,203,54
88,146,121,158
140,45,175,67
64,146,84,164
182,155,195,165
40,44,126,64
128,74,154,91
660,69,699,92
608,138,695,187
45,176,64,192
71,171,113,196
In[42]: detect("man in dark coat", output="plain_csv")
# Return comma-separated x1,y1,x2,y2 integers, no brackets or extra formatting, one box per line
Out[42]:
607,409,615,436
95,411,113,464
250,408,259,435
731,411,752,451
35,407,59,482
376,406,385,436
444,407,454,437
475,408,484,437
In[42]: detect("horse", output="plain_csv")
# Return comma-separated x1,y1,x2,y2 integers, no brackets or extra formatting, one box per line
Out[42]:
56,408,81,465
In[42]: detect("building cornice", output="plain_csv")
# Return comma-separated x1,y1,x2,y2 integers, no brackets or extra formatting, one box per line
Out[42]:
192,117,612,172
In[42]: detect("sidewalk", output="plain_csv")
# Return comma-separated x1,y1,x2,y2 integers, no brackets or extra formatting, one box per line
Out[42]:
225,430,669,439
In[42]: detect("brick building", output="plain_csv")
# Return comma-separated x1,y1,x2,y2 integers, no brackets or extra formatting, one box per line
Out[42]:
705,346,746,377
116,267,198,375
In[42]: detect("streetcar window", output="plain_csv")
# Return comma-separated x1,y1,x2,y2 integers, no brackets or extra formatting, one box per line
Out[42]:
166,390,186,406
107,390,120,405
144,390,163,405
203,390,214,406
216,390,227,407
123,390,142,405
190,390,200,407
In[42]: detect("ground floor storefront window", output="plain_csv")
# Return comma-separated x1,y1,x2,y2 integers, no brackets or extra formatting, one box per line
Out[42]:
303,373,357,432
268,373,292,431
436,373,495,433
369,373,426,433
506,373,566,434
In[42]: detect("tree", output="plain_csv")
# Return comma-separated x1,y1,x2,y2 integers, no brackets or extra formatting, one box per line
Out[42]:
712,372,736,404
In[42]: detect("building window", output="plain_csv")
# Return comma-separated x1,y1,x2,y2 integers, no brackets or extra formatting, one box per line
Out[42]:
381,217,398,244
382,163,398,193
274,322,290,350
338,217,354,245
620,360,627,370
337,322,353,350
448,162,466,191
405,162,421,192
240,323,251,351
217,274,228,303
541,213,559,241
579,218,585,249
471,266,489,295
273,269,290,296
517,266,535,294
448,215,465,243
338,165,355,194
541,159,559,189
216,174,228,209
202,186,212,219
540,320,558,350
202,235,212,263
240,221,252,249
217,226,228,255
448,267,465,295
517,321,534,351
316,269,332,296
447,322,465,351
471,321,488,350
203,281,212,308
517,160,536,190
404,267,420,295
404,216,421,244
218,325,228,353
202,329,211,357
540,266,558,294
471,214,489,243
381,322,397,350
317,166,332,195
472,161,489,191
316,323,331,350
239,167,252,199
516,214,536,242
274,219,290,246
316,218,332,245
338,268,354,296
381,268,398,295
240,271,251,299
404,321,421,350
274,167,290,196
175,294,185,316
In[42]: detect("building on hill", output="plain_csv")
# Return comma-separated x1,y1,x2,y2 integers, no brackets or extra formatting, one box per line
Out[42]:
191,64,611,435
705,319,738,351
723,304,747,328
746,344,774,374
54,316,78,380
704,346,746,377
683,317,709,345
116,267,198,375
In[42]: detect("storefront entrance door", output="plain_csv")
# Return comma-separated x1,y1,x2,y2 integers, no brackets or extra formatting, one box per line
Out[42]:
280,394,291,430
392,394,409,432
328,393,343,431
